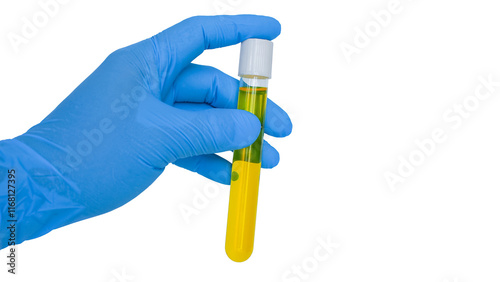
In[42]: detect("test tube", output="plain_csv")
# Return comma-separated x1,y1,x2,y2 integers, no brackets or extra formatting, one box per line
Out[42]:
225,38,273,262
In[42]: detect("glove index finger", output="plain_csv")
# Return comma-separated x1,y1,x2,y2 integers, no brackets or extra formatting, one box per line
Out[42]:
153,15,281,80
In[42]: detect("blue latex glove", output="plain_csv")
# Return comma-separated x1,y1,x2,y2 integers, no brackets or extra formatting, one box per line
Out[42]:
0,15,292,249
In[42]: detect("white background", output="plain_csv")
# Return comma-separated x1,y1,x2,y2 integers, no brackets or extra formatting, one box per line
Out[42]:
1,0,500,281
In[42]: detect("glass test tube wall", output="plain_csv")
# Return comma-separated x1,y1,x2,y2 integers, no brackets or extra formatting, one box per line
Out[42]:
225,39,273,262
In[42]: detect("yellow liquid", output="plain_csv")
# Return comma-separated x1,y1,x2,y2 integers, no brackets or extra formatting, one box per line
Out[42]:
225,83,267,262
225,160,262,262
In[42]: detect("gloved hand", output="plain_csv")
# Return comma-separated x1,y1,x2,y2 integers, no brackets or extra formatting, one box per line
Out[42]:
0,15,292,249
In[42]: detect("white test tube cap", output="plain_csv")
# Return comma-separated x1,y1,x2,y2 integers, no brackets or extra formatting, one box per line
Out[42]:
238,38,273,78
